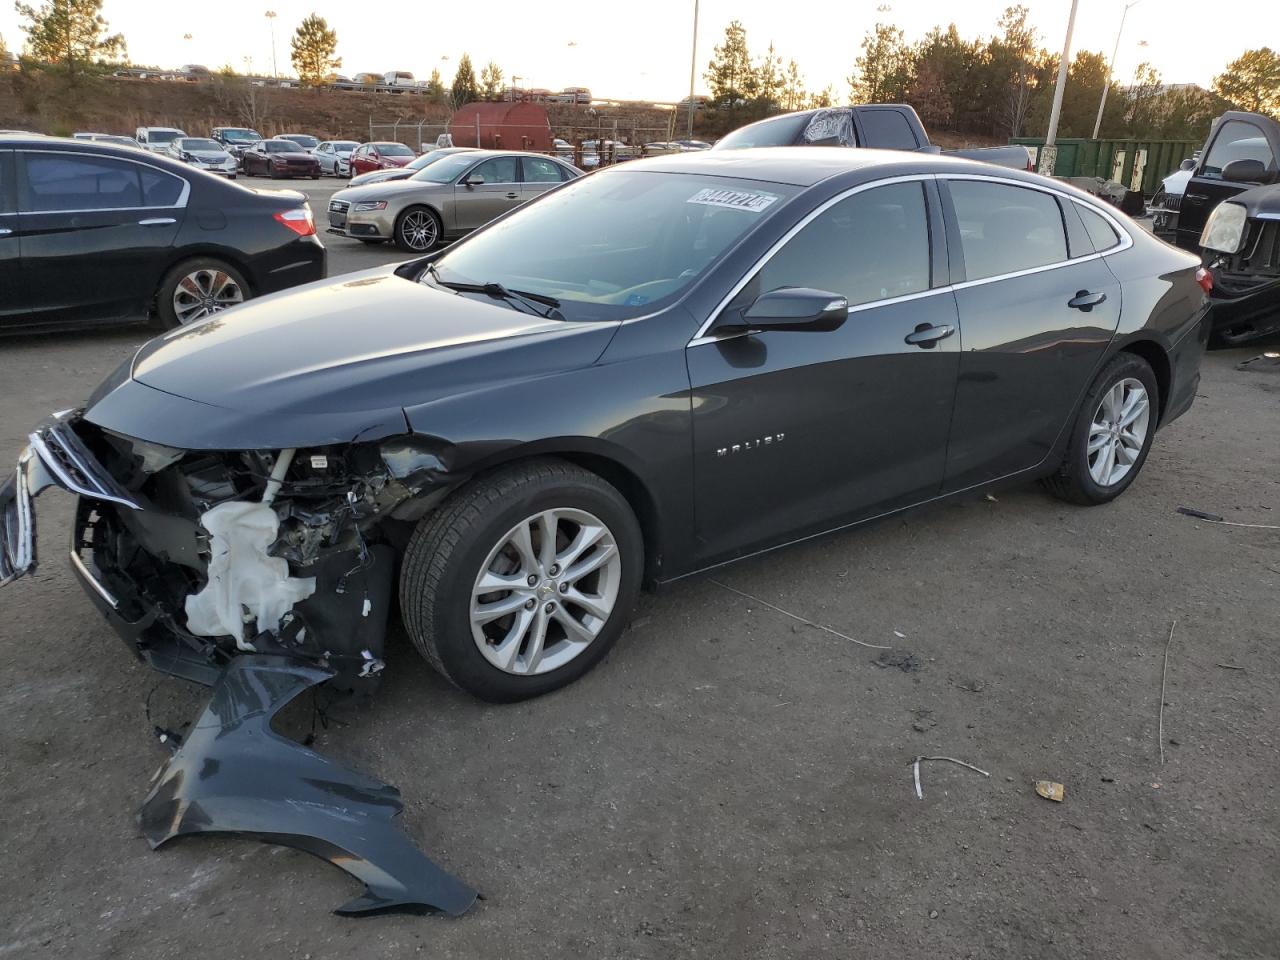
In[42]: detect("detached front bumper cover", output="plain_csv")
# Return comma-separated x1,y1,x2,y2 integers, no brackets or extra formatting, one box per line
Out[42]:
139,655,479,916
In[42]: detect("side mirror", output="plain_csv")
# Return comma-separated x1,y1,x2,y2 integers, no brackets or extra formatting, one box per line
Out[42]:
718,287,848,333
1179,158,1195,171
1222,158,1269,183
462,174,486,187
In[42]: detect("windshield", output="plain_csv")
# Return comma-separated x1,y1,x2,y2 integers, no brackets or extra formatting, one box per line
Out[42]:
283,135,318,148
333,141,358,152
411,152,479,183
375,142,414,157
714,114,816,149
223,129,260,142
265,141,304,153
178,138,221,151
430,171,798,321
148,130,182,144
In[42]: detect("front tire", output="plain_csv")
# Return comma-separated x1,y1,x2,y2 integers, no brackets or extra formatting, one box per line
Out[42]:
394,205,441,252
400,459,643,702
1042,352,1159,505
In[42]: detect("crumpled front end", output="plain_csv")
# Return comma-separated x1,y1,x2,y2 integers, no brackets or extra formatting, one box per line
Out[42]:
5,411,453,689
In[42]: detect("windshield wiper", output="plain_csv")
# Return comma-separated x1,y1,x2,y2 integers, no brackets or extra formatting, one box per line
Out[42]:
425,264,563,320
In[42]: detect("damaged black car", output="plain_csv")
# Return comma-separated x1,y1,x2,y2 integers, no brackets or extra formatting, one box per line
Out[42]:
1,149,1210,914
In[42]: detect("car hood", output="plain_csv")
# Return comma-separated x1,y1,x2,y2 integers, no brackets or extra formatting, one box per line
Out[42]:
191,151,231,161
350,169,413,186
335,179,448,203
82,269,617,450
1230,182,1280,219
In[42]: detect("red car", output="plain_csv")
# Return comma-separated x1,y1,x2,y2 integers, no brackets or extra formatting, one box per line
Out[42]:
348,141,416,177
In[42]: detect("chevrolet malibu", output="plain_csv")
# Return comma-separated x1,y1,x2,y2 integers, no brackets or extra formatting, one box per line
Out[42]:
0,149,1209,704
327,149,579,250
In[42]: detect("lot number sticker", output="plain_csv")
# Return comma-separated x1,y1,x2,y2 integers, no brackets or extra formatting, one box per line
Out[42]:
688,188,779,213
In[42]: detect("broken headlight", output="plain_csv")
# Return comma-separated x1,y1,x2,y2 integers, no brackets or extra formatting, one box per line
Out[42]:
1200,202,1247,255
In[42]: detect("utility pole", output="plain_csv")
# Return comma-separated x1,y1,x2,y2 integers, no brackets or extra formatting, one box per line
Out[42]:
1093,0,1142,140
1038,0,1080,176
686,0,699,138
264,10,278,79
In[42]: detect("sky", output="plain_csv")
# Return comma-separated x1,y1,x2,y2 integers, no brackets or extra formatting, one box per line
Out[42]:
0,0,1274,102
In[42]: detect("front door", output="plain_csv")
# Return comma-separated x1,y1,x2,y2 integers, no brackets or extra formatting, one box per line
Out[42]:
938,178,1122,491
687,179,960,563
452,156,522,232
16,150,184,325
1177,116,1279,250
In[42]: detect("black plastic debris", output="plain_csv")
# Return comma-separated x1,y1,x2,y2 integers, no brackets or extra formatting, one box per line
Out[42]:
138,654,478,916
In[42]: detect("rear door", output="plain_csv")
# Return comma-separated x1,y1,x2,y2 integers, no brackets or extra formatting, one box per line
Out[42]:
453,156,522,231
0,150,24,328
520,155,571,202
1177,117,1279,250
939,177,1123,491
16,149,185,325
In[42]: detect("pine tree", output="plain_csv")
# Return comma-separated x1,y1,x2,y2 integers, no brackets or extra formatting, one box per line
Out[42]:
479,60,504,101
451,52,480,107
424,67,446,104
848,23,912,104
14,0,125,77
289,14,340,86
704,20,756,109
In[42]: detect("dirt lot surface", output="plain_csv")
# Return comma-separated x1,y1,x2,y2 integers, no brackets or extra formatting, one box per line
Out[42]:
0,233,1277,959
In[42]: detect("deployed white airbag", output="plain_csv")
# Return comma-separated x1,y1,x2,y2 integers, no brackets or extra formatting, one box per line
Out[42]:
184,500,316,649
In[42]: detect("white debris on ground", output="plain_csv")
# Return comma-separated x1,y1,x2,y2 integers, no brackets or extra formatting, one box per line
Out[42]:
184,501,316,649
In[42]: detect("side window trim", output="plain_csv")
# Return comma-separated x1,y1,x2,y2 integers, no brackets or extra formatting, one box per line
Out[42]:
692,174,939,344
0,150,14,215
939,174,1132,288
15,149,190,214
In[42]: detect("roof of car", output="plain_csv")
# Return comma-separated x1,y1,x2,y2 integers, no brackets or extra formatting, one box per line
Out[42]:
610,146,1028,188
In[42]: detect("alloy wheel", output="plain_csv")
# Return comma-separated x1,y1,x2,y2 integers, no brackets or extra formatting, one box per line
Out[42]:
399,210,438,251
172,268,245,325
470,508,622,676
1087,377,1151,487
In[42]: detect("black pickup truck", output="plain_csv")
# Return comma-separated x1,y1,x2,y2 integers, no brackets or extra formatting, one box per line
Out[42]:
1175,111,1280,346
713,104,1034,171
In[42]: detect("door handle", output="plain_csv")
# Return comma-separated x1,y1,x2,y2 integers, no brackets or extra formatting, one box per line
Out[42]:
138,217,176,226
1183,193,1208,204
0,227,11,236
1067,290,1107,311
504,192,518,199
904,323,955,347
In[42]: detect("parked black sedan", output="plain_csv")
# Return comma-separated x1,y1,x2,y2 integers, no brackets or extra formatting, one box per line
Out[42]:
240,139,322,179
1,149,1208,708
0,135,325,332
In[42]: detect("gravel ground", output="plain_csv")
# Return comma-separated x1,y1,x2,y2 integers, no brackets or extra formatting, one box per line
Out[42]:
0,221,1277,960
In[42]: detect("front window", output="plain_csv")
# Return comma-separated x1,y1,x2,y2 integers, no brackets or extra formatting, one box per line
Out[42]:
428,171,800,321
411,152,483,183
375,143,414,157
1201,120,1275,179
469,156,518,184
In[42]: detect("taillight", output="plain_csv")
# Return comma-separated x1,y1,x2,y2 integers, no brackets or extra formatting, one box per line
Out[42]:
274,206,315,238
1196,266,1213,294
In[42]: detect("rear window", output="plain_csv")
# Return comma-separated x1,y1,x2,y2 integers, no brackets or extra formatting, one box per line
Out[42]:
948,180,1069,281
715,113,810,149
858,109,920,150
1076,203,1121,252
23,154,143,210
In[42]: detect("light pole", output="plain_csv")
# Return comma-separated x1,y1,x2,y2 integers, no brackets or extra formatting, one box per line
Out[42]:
686,0,699,138
264,10,278,79
1039,0,1080,176
1092,0,1142,140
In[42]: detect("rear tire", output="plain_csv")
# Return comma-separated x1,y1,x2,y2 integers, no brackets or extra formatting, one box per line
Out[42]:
1042,352,1160,506
152,257,250,331
400,459,643,702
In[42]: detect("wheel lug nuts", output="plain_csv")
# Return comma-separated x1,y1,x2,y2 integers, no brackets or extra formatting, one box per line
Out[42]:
559,582,569,594
524,598,536,610
548,564,559,576
527,574,538,586
545,602,556,613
